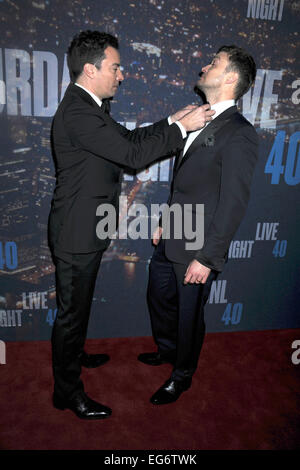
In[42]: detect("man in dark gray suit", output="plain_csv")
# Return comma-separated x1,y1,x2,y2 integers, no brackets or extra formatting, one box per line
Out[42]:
138,45,258,405
49,30,214,419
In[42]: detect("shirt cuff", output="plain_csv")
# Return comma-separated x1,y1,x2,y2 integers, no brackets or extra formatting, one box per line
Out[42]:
168,116,187,139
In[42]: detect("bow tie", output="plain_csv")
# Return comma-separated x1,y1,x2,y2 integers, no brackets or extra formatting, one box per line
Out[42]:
101,99,111,115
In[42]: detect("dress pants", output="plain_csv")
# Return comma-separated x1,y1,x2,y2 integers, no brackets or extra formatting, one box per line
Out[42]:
148,239,218,381
51,250,104,399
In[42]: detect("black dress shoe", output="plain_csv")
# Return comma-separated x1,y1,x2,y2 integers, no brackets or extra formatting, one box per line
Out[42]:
150,377,192,405
138,351,175,366
53,391,112,420
79,351,110,368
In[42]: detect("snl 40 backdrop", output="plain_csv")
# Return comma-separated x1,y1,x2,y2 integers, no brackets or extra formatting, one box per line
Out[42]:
0,0,299,342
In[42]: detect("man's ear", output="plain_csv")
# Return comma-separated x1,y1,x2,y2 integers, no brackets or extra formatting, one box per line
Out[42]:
83,63,96,79
225,71,239,86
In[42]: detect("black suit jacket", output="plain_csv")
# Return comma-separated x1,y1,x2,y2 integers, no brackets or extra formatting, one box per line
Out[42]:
48,83,184,255
163,105,258,272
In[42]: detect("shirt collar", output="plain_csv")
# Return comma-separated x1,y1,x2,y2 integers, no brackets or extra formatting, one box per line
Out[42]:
210,100,235,120
75,83,102,108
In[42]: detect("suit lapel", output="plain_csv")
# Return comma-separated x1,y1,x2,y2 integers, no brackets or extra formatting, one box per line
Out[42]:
68,83,109,116
175,105,237,172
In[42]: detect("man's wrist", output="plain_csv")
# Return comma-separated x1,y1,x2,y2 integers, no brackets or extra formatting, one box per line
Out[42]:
168,117,187,139
175,121,187,138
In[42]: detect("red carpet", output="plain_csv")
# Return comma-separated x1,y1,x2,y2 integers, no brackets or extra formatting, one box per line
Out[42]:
0,329,299,450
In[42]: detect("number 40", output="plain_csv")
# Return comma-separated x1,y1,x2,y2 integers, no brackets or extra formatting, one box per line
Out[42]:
222,303,243,326
265,131,300,185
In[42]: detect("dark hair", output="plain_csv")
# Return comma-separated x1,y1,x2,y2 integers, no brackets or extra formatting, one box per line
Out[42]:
67,30,119,82
217,45,256,100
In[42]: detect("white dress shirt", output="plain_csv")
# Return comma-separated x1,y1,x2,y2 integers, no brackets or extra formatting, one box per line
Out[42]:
75,82,103,108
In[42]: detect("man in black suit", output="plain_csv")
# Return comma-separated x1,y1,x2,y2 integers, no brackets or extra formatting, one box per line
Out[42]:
48,30,214,419
138,45,259,405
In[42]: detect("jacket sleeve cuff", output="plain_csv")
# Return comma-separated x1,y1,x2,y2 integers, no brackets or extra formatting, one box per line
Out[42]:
194,253,224,273
168,116,187,139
